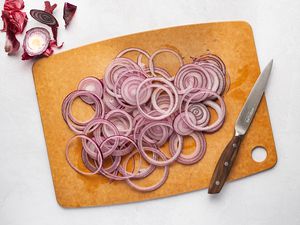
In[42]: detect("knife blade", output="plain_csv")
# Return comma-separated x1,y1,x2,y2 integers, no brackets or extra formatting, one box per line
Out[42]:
208,60,273,194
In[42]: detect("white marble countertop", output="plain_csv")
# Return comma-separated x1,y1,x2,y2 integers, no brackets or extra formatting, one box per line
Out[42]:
0,0,299,224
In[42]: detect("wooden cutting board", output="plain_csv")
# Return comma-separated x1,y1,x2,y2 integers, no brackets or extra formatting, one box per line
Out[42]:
32,21,277,208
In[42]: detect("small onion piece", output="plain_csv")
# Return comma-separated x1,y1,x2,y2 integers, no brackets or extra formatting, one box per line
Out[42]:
22,27,50,57
5,29,20,55
63,2,77,28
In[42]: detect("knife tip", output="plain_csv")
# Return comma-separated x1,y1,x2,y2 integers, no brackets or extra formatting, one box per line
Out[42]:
269,59,273,67
264,59,273,73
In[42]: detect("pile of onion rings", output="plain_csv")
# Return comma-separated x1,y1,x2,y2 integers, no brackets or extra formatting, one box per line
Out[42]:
62,47,227,192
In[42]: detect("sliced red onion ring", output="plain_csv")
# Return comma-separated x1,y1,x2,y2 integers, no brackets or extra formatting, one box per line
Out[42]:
174,63,212,96
138,122,182,166
83,118,119,158
144,67,173,81
124,147,169,192
104,58,141,95
78,77,103,104
149,48,184,79
62,90,105,133
104,109,133,137
99,135,136,158
121,76,151,106
82,151,121,174
173,112,196,136
180,88,225,132
113,70,151,107
116,47,150,59
169,132,206,164
118,150,156,179
103,91,121,110
187,103,210,127
66,134,103,175
193,54,226,76
136,77,179,120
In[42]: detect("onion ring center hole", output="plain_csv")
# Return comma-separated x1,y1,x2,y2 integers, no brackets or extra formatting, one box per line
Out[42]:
123,152,147,174
182,135,197,155
120,52,149,68
102,156,115,168
152,51,182,77
205,102,219,126
251,147,267,163
71,98,95,123
126,152,166,187
159,143,173,158
68,138,94,173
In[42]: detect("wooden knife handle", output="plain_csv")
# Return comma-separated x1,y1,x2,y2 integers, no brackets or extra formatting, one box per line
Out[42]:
208,134,244,194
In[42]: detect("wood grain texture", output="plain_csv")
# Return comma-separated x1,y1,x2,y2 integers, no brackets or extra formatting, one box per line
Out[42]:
208,134,244,194
32,21,277,208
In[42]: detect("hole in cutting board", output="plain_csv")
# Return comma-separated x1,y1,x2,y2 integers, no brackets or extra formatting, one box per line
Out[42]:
251,147,267,163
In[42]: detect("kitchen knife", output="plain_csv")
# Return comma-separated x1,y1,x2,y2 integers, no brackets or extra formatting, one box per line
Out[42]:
208,60,273,194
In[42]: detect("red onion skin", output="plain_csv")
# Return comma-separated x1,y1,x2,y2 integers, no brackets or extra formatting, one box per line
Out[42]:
44,1,57,14
1,0,28,55
3,0,25,11
4,29,20,55
1,10,27,34
63,2,77,28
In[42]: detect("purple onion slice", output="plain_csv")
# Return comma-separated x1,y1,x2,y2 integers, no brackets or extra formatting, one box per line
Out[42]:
30,9,58,27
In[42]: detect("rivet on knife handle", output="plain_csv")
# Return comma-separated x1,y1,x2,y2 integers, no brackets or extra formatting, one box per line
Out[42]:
208,134,243,194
